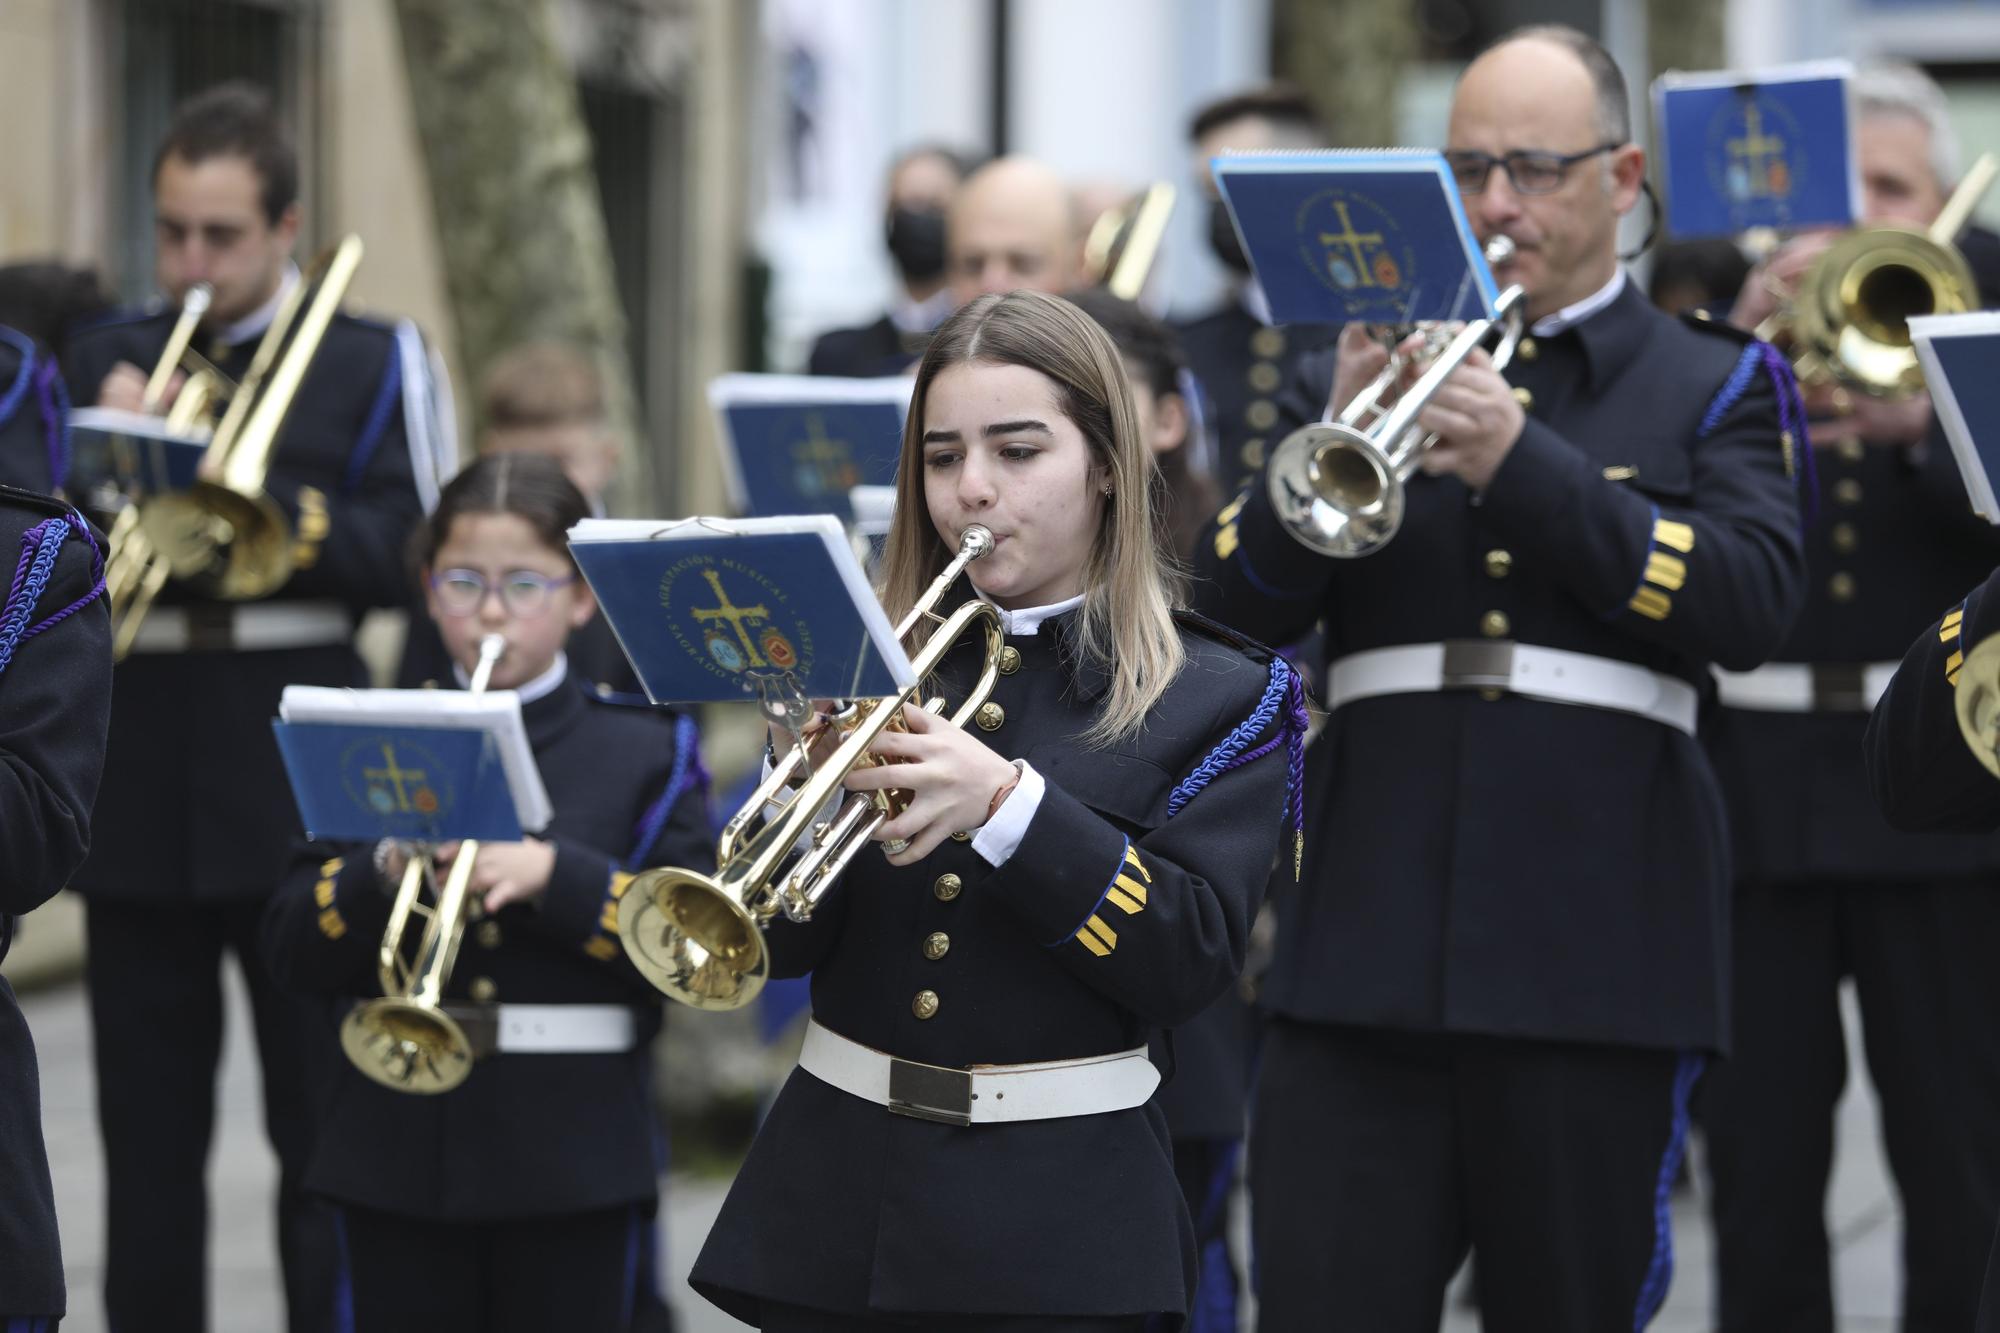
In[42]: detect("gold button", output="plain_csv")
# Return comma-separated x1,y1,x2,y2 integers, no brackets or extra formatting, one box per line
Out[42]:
1829,571,1856,603
1251,327,1286,358
1830,521,1858,554
949,829,972,842
1246,399,1278,430
933,873,963,901
1837,438,1865,464
1478,687,1504,702
475,920,503,949
1692,308,1712,322
1835,478,1863,506
468,977,498,1003
595,682,614,698
922,932,951,961
1516,336,1538,361
1511,386,1534,409
1248,361,1282,392
997,645,1021,675
1241,439,1266,470
912,990,940,1020
1480,610,1510,638
1484,548,1513,579
975,701,1005,731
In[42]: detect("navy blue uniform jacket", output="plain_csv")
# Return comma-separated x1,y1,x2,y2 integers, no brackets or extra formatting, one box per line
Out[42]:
0,484,111,1316
0,328,67,494
261,672,711,1220
64,307,425,900
1192,280,1806,1054
1866,566,2000,834
691,609,1294,1325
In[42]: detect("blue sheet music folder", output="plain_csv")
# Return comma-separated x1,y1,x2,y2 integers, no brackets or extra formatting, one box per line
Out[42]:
274,723,524,843
1655,63,1858,238
1913,312,2000,522
1212,149,1499,326
708,374,910,520
570,514,918,706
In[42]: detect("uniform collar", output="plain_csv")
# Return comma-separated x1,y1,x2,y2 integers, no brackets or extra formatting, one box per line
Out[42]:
1528,266,1626,338
451,651,569,703
216,263,301,347
1526,272,1650,392
986,592,1085,637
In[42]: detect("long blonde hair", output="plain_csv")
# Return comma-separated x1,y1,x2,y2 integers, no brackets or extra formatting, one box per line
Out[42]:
878,290,1186,744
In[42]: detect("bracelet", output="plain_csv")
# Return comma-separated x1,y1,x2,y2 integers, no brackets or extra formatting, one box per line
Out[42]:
985,764,1022,824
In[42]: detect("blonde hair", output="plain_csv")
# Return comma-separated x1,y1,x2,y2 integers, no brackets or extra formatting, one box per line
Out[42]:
878,290,1186,744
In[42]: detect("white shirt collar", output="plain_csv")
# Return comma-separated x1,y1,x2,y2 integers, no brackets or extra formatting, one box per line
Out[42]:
984,593,1085,637
1529,266,1626,338
890,288,954,336
219,263,301,347
453,651,569,703
1239,278,1275,328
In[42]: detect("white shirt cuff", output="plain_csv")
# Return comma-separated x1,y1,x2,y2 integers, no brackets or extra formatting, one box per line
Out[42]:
972,760,1044,867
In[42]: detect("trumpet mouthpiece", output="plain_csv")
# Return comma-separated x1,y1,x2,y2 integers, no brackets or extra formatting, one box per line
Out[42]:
184,284,214,317
1484,235,1517,266
959,525,995,559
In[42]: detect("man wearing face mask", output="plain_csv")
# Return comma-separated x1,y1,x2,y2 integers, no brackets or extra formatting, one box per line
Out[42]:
1176,86,1341,496
807,144,976,378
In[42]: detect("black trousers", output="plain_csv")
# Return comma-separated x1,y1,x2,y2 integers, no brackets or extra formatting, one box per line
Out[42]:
1250,1020,1697,1333
759,1304,1146,1332
1702,878,2000,1333
84,896,340,1333
337,1202,643,1333
1172,1138,1241,1333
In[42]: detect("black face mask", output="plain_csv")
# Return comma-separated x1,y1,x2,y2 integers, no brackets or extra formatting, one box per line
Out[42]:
1208,197,1251,275
886,207,948,284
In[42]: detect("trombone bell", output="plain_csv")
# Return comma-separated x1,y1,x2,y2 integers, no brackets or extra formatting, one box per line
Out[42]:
339,998,475,1095
616,868,771,1011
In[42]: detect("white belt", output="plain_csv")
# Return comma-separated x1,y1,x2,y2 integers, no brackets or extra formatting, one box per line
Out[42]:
798,1019,1160,1127
1713,662,1899,714
126,601,351,654
436,1002,642,1056
1326,640,1700,736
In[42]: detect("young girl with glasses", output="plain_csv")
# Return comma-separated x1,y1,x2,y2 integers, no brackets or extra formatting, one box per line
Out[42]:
689,290,1306,1332
262,452,712,1332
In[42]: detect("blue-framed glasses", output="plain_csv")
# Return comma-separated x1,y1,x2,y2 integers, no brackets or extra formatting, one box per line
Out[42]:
1444,143,1624,196
430,568,576,617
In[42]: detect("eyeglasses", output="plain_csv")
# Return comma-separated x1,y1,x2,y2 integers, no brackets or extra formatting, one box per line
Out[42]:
1444,144,1624,196
430,568,576,617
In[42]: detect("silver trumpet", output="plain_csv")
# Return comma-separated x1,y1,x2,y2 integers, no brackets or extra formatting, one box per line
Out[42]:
1267,235,1527,557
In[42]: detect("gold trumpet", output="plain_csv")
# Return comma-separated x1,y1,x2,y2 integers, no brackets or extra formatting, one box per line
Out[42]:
1265,235,1527,557
618,525,1005,1011
101,235,364,658
1083,182,1177,302
1760,152,1996,398
339,632,508,1094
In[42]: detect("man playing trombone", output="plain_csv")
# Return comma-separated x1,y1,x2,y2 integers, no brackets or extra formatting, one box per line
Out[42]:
61,83,440,1333
1194,26,1806,1330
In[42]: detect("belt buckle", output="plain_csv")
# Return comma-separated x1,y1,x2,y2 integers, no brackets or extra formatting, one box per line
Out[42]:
1441,639,1515,691
1812,663,1868,713
186,605,235,653
888,1057,974,1127
442,1004,500,1060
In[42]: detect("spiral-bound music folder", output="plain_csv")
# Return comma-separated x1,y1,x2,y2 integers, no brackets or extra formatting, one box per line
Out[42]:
1912,312,2000,522
1212,149,1498,326
570,514,917,705
708,374,911,521
274,687,552,842
68,406,210,496
1654,61,1859,238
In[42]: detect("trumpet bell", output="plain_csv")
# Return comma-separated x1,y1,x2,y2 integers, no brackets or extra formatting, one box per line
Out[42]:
1956,636,2000,780
339,997,475,1095
139,482,295,600
1267,422,1407,558
617,867,771,1011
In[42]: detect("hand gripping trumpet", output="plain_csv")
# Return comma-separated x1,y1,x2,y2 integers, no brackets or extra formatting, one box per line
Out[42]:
1265,235,1527,557
338,632,507,1094
618,525,1005,1011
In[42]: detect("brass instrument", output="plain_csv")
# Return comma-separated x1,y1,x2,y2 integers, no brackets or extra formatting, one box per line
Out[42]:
102,235,364,658
1083,182,1177,302
1265,235,1527,557
1760,152,1997,397
618,525,1006,1011
339,632,507,1094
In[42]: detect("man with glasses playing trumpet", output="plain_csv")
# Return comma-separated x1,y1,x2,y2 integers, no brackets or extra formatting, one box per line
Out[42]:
1702,61,2000,1333
1195,26,1806,1331
60,83,440,1333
